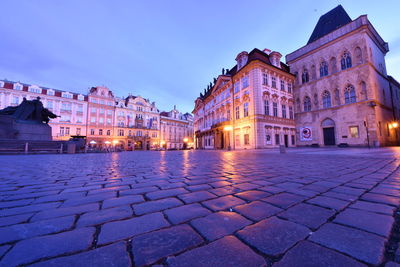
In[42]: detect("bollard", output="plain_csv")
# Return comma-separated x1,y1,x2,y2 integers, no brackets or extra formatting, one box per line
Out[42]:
25,142,28,154
279,145,286,153
60,144,63,154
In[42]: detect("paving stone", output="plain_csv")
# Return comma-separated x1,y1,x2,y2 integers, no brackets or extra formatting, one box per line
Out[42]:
191,211,251,241
167,235,266,267
279,203,335,229
132,224,203,266
102,195,144,209
132,198,182,215
208,187,241,196
209,181,232,188
258,185,286,194
98,212,169,244
361,193,400,207
29,241,131,267
306,195,349,210
309,223,386,265
186,184,212,192
119,186,159,196
322,191,357,201
0,215,74,244
262,193,307,209
146,188,189,200
31,203,100,221
1,202,61,217
234,201,282,221
32,192,86,204
232,182,259,190
177,191,216,204
77,205,132,227
0,227,94,266
237,216,310,256
274,240,367,267
331,186,366,196
0,245,11,258
0,199,34,209
164,203,211,224
0,213,33,227
202,195,245,211
334,208,394,237
62,192,116,207
234,190,271,201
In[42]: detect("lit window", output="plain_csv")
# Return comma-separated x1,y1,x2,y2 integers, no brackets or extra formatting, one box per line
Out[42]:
349,126,359,138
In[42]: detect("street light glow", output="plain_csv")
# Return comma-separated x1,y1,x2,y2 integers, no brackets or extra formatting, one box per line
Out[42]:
224,125,233,131
183,137,189,142
112,140,119,144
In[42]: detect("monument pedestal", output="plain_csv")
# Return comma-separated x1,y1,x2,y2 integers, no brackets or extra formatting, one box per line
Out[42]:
0,115,52,141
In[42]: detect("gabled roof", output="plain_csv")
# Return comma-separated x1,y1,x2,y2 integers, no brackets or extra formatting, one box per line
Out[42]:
307,5,352,44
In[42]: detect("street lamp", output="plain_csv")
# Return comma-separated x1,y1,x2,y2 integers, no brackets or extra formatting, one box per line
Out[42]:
183,137,189,143
223,125,233,150
89,140,96,145
104,141,111,145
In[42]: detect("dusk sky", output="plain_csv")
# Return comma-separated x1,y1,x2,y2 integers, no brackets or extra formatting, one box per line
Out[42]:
1,0,399,113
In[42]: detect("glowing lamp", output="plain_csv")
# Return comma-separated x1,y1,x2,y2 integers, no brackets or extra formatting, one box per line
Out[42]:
224,125,233,131
183,137,189,142
89,140,96,144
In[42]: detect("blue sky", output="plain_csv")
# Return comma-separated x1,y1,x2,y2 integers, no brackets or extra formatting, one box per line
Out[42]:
1,0,399,113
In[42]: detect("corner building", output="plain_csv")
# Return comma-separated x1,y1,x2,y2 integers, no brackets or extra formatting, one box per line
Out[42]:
194,48,296,149
286,5,400,146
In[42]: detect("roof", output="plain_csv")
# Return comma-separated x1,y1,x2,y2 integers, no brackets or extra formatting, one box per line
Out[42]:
307,5,352,44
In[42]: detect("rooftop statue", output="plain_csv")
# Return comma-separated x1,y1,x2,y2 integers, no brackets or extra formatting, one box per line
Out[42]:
0,97,58,124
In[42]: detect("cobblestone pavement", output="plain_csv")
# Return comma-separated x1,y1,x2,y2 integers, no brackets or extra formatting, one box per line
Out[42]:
1,148,400,266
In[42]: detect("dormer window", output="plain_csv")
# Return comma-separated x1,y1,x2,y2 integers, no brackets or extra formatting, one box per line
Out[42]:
14,83,23,90
28,86,42,94
61,92,73,99
235,51,249,71
0,81,4,88
47,89,55,96
77,94,84,101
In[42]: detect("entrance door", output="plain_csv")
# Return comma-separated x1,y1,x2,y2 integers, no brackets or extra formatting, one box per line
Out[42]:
221,133,224,149
323,127,335,145
284,135,289,147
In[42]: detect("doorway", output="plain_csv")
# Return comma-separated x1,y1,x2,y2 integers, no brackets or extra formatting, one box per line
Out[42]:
323,127,335,145
284,135,289,147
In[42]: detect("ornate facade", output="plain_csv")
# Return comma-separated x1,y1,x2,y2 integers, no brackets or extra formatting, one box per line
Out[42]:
160,106,194,149
286,5,400,147
193,48,296,149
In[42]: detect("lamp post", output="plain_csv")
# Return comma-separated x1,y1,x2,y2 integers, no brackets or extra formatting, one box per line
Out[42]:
391,121,399,145
223,125,233,150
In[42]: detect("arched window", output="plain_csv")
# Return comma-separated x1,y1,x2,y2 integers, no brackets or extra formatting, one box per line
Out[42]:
320,61,329,77
341,52,352,70
302,69,309,84
355,47,362,65
330,57,337,73
303,96,311,112
344,85,356,104
322,91,331,108
360,81,367,100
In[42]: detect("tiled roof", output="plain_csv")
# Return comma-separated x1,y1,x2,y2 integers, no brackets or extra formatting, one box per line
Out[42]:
307,5,352,44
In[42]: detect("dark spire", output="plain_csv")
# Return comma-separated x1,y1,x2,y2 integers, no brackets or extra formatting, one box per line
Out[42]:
307,5,352,44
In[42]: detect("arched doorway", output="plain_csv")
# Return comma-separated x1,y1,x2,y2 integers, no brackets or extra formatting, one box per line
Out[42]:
321,118,336,145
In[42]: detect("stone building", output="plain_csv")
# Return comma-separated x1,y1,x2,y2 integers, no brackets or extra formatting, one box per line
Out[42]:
286,5,400,147
114,95,160,150
193,48,296,149
0,80,87,140
160,106,194,149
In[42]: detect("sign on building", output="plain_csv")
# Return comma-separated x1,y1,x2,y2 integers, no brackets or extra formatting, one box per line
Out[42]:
300,127,312,141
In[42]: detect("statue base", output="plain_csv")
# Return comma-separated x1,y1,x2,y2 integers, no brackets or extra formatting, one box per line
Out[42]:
0,115,52,141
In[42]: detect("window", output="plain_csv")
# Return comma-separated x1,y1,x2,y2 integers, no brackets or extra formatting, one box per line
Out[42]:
14,84,23,90
235,135,240,146
280,80,285,91
90,117,96,123
61,102,72,112
99,117,104,124
227,109,231,120
91,98,97,103
60,115,71,122
107,130,111,136
76,128,81,135
282,105,286,118
76,104,83,113
289,106,294,119
349,126,359,138
235,106,240,119
275,134,280,145
291,135,295,145
47,100,53,109
12,96,19,105
344,85,356,104
99,109,105,114
107,118,112,125
244,134,250,145
61,92,73,99
273,102,278,117
341,52,352,70
320,61,329,77
91,108,97,114
288,83,292,93
136,131,142,137
243,102,249,117
90,129,95,135
264,100,269,115
77,94,84,101
118,129,124,136
107,110,113,116
65,127,70,135
271,77,277,88
29,86,42,94
60,127,65,136
47,89,55,96
242,76,249,89
303,96,311,112
234,82,240,93
322,91,331,108
262,73,268,85
302,69,309,83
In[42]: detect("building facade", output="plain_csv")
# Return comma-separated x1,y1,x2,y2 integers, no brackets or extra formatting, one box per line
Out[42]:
0,80,88,141
160,106,194,149
193,48,296,150
286,5,400,147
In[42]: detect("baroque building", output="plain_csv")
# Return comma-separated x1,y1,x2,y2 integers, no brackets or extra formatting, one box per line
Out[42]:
160,106,194,149
286,5,400,147
193,48,296,149
0,80,87,140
